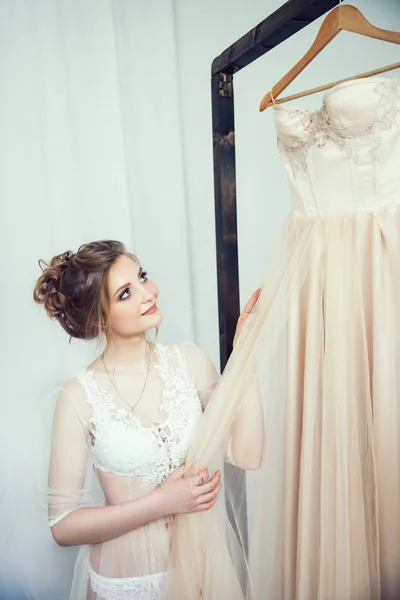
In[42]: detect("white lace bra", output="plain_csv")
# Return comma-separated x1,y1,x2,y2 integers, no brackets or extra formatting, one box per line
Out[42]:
77,345,203,488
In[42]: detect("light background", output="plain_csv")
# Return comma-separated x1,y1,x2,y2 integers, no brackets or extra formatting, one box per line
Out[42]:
0,1,399,596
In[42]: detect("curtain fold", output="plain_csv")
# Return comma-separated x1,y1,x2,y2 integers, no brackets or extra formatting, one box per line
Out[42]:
0,2,193,598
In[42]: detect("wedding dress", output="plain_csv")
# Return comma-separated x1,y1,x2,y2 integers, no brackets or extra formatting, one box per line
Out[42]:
171,77,400,600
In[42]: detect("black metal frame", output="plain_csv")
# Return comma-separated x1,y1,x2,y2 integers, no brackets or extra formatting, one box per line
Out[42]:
212,0,338,370
211,0,338,553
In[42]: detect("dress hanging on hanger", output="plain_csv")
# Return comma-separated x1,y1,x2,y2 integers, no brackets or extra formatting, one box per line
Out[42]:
169,7,400,600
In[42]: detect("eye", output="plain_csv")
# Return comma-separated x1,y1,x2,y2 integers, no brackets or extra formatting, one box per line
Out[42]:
119,287,131,301
139,270,148,283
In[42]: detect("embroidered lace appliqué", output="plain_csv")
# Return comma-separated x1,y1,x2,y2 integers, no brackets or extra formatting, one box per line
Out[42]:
277,79,400,178
83,345,202,488
89,566,168,600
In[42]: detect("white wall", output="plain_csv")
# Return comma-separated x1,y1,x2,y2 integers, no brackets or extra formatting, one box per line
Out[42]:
175,0,400,367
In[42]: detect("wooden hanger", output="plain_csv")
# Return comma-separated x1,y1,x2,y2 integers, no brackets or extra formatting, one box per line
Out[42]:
259,5,400,111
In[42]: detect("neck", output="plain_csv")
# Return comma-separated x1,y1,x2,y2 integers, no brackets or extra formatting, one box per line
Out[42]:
103,333,150,367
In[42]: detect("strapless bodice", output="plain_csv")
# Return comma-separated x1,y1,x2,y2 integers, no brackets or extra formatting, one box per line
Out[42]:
274,78,400,217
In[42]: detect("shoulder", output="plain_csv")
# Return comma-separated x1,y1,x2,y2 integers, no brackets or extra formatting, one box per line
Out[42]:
60,375,86,396
58,374,92,404
166,342,209,366
55,375,92,424
175,342,204,358
153,342,204,361
155,342,219,373
175,342,220,378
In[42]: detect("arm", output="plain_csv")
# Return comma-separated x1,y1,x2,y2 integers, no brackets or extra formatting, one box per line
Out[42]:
181,295,264,471
228,288,264,469
195,352,264,471
54,476,222,547
49,382,221,547
52,498,164,547
225,377,264,471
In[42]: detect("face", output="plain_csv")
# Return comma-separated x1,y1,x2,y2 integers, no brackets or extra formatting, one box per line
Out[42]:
107,255,162,338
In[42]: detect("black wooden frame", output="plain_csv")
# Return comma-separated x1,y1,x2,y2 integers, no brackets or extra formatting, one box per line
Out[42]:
211,0,338,554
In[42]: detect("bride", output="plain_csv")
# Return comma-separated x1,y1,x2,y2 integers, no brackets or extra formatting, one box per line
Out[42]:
34,239,263,600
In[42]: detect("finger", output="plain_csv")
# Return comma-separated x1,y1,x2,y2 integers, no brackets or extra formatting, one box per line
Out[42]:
196,483,222,505
197,468,210,485
188,467,210,486
195,497,218,512
192,472,221,496
199,467,220,484
240,288,262,319
201,470,220,487
195,476,220,497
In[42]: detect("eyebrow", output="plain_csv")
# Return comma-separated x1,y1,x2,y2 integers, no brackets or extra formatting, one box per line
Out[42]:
113,282,130,298
112,268,143,298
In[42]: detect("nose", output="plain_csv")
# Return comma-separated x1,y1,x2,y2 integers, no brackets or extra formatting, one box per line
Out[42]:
139,285,155,304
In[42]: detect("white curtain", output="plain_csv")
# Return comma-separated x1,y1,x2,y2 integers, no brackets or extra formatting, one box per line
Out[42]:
0,1,195,598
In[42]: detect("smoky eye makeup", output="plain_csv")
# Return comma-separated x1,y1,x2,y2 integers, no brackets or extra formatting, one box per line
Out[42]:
115,268,148,301
119,287,131,301
139,268,148,282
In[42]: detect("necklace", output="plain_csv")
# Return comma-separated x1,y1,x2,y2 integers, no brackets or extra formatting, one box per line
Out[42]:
101,341,152,412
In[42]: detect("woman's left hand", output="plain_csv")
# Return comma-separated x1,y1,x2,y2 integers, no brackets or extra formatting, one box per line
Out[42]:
233,288,262,347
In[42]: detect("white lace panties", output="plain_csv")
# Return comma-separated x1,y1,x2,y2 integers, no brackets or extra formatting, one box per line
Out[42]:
88,565,168,600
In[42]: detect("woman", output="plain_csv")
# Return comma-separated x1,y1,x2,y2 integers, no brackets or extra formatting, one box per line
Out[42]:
34,239,262,600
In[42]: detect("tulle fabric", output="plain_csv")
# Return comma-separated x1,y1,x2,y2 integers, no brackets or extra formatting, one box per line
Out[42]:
170,203,400,600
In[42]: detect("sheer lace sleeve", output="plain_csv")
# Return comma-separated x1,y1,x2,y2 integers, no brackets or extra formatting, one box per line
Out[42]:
48,378,93,528
179,343,220,410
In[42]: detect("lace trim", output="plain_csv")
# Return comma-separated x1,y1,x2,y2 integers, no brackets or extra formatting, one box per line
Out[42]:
82,345,202,488
277,78,400,178
48,508,76,528
89,566,168,600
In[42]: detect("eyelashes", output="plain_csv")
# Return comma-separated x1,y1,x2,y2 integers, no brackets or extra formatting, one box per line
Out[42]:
119,287,131,301
118,270,148,301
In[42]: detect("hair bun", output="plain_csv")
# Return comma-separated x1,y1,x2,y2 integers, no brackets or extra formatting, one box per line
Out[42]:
33,251,73,318
34,240,130,341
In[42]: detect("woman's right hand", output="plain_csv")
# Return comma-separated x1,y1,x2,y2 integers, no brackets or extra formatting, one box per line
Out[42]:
155,465,222,516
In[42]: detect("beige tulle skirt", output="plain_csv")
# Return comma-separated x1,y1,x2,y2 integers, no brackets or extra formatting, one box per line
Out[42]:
171,203,400,600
